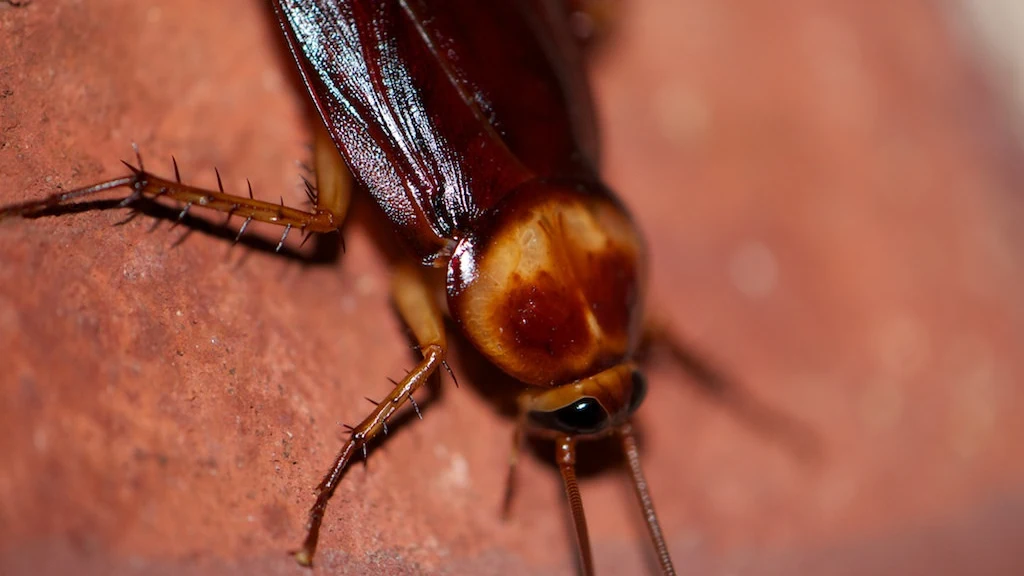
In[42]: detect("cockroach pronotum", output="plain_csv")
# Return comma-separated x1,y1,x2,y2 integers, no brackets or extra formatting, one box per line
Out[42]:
1,1,714,574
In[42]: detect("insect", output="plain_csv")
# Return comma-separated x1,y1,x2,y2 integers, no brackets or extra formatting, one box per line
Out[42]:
2,1,684,574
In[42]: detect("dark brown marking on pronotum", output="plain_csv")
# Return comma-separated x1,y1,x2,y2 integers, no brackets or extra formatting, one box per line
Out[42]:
3,1,681,574
447,181,646,388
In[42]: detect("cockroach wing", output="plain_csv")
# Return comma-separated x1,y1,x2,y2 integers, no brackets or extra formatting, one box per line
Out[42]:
271,0,601,262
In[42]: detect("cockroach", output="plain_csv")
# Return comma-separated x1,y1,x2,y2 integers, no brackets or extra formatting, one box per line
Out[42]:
1,1,682,574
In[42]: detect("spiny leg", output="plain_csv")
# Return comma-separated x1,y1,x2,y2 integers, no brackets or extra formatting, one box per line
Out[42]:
1,125,353,250
555,436,594,576
295,263,447,567
620,423,676,576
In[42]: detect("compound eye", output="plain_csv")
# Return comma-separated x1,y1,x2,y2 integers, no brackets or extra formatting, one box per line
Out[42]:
529,396,610,435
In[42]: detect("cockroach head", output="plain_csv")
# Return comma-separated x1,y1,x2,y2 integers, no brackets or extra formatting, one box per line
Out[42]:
520,363,648,437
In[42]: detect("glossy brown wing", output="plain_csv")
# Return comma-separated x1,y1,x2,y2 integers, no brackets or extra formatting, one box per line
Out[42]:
271,0,601,262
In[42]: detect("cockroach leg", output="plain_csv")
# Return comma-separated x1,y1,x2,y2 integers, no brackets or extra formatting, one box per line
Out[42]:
501,414,527,519
295,355,443,567
294,263,447,567
620,423,676,576
312,119,351,225
389,263,448,357
642,319,822,463
555,436,594,576
1,137,349,243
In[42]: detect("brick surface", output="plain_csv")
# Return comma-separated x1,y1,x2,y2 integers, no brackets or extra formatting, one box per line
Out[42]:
1,1,1023,575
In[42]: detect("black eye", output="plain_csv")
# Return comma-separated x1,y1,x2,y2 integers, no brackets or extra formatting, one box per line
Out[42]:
628,371,647,414
528,397,609,435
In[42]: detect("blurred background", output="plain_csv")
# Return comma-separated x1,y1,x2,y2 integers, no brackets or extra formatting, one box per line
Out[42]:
958,0,1024,139
1,1,1023,575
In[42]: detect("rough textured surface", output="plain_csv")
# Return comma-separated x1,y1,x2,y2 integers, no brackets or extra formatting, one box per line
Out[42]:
2,1,1024,575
